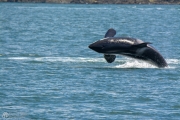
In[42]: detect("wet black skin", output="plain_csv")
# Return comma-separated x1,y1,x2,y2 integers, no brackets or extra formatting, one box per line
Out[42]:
89,29,168,68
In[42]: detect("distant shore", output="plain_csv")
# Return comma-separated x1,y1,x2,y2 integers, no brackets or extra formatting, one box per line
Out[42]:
0,0,180,4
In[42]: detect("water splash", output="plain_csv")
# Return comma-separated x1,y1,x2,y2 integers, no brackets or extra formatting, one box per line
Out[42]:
5,57,180,69
166,59,180,65
115,59,156,68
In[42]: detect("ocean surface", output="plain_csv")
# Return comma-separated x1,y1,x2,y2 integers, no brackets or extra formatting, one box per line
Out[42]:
0,3,180,119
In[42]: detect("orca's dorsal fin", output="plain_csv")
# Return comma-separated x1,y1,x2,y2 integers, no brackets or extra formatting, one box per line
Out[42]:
104,28,116,38
104,54,116,63
133,42,152,48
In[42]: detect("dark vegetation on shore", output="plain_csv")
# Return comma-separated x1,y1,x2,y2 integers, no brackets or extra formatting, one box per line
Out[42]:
0,0,180,4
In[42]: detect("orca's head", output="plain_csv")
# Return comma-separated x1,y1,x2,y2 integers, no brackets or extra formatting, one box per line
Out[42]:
89,38,113,53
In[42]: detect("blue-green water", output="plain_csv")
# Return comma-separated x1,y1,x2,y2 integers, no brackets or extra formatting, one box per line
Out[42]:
0,3,180,119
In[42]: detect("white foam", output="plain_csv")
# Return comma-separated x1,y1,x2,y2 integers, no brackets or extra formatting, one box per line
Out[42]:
6,57,180,69
115,58,180,69
8,57,30,60
115,59,156,68
7,57,104,63
167,59,180,65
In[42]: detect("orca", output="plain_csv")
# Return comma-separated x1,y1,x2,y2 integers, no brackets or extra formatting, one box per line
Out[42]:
89,28,168,68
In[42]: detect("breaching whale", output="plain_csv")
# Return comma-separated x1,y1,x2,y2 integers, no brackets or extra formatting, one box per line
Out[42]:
89,28,168,68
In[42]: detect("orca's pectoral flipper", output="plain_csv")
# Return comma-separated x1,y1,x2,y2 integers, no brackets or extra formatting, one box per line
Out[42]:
104,54,116,63
104,28,116,38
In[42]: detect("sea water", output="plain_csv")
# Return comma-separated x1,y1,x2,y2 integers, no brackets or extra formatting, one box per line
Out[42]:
0,3,180,119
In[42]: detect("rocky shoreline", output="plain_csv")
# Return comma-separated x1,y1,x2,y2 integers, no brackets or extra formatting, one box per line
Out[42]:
0,0,180,4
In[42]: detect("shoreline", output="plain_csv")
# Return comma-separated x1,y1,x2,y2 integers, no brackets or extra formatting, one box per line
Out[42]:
0,0,180,4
